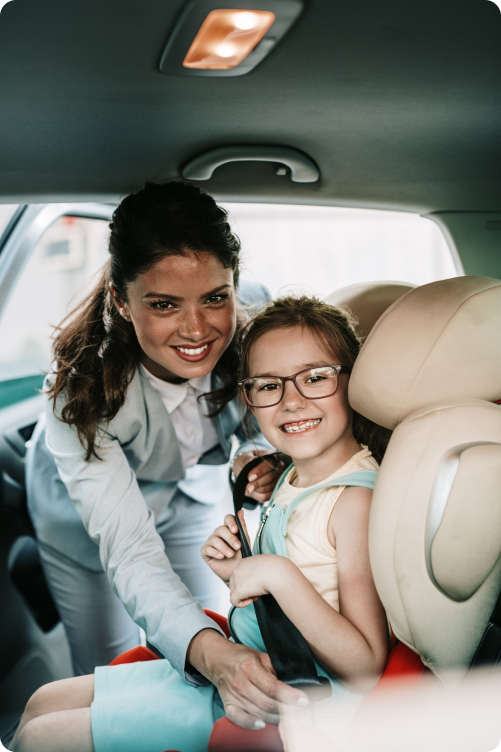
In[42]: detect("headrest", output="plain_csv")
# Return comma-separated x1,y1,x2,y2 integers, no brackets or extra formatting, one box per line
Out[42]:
349,276,501,430
325,281,415,337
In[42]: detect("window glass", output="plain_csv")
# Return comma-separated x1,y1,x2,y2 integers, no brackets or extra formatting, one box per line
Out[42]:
223,204,458,298
0,216,109,394
0,204,19,239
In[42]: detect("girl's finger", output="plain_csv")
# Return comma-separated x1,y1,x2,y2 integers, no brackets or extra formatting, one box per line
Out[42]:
202,545,226,560
223,513,238,534
237,510,251,544
208,534,239,558
213,524,241,551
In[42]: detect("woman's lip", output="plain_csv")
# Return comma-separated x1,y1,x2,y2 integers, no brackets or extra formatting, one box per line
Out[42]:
171,341,215,362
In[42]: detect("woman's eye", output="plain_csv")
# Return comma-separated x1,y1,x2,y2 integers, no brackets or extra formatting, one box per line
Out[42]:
206,293,229,304
150,300,175,310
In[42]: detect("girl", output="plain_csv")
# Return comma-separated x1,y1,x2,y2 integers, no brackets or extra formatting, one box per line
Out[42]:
12,296,388,752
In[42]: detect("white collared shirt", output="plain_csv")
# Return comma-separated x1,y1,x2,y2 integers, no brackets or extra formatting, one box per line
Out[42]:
140,365,228,504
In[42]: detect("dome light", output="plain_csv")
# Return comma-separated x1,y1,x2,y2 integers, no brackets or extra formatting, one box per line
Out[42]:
183,9,275,70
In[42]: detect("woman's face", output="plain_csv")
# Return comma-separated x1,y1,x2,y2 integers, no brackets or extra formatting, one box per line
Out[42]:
119,252,237,382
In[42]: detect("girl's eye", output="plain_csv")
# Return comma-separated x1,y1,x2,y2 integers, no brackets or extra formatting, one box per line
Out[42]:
306,375,326,384
258,382,281,392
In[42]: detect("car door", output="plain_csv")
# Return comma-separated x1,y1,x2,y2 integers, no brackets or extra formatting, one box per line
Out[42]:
0,203,112,739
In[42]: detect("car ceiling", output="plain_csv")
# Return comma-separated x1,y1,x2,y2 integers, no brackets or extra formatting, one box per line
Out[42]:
0,0,500,213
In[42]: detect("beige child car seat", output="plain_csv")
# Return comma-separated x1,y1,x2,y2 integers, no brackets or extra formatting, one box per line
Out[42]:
325,281,415,337
344,276,501,681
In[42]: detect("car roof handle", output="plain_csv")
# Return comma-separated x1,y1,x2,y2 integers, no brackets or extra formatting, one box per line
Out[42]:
182,145,320,183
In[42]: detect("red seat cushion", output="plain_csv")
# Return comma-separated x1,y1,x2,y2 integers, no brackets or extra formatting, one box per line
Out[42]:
208,717,283,752
109,645,160,666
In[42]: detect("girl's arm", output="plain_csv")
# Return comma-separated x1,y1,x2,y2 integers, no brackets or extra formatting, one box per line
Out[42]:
229,487,389,692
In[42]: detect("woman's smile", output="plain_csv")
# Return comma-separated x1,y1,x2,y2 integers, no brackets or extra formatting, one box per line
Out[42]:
172,340,216,362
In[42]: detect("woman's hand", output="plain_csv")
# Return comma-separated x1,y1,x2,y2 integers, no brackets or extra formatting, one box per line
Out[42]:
232,449,287,503
201,511,250,584
229,555,289,608
187,630,309,729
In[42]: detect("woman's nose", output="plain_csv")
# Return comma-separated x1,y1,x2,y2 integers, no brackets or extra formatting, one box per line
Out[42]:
281,379,307,411
177,307,209,341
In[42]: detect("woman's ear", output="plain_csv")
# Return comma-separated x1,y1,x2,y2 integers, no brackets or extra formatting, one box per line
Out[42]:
109,284,131,322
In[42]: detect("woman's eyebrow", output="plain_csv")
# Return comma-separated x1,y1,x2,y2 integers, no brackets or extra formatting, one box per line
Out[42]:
142,284,231,301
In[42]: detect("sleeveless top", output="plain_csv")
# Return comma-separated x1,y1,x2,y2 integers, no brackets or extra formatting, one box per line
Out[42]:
228,453,378,694
274,446,379,612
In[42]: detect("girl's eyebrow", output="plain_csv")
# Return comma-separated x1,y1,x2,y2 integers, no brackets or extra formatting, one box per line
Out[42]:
142,284,231,301
251,361,334,378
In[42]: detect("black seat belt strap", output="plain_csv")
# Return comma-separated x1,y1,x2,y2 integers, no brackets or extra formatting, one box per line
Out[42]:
232,454,331,700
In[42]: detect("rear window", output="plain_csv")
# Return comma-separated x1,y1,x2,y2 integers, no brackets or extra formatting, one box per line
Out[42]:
223,204,458,297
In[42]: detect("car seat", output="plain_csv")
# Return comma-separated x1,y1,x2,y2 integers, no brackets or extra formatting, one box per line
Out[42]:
349,275,501,679
325,280,415,337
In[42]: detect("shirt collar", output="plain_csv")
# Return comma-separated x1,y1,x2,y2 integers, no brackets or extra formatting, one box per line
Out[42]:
141,364,212,413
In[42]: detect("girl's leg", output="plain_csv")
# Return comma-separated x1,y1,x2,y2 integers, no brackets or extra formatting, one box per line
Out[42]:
39,544,140,675
13,708,94,752
10,675,94,751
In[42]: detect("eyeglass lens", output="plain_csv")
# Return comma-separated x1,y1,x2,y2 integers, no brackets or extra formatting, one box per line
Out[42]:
245,366,339,407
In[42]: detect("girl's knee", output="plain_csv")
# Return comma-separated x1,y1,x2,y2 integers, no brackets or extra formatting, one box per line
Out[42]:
13,716,47,752
24,681,61,721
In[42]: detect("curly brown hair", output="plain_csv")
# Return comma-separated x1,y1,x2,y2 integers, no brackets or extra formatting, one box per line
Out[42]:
238,295,390,464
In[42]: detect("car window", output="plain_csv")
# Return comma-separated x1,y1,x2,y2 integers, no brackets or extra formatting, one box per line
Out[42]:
223,204,458,297
0,215,109,408
0,204,19,239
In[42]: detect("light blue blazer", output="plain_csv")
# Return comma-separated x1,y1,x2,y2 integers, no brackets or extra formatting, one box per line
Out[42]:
26,280,271,684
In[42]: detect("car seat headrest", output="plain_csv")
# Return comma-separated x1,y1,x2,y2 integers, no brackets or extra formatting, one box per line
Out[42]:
325,281,415,337
349,276,501,430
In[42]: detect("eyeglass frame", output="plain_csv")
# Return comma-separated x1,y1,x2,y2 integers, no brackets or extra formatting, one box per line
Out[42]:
238,364,350,408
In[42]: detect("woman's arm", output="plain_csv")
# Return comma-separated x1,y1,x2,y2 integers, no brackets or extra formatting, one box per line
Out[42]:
229,487,389,692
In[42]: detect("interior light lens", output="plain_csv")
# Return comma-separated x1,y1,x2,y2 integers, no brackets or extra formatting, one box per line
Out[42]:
183,9,276,70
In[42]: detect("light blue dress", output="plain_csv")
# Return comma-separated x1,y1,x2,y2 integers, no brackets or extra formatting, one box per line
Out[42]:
90,469,377,752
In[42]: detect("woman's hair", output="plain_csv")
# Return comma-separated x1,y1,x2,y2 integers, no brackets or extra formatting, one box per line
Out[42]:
239,295,390,464
49,180,242,460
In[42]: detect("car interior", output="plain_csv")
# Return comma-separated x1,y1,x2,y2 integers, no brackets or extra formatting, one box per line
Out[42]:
0,0,500,749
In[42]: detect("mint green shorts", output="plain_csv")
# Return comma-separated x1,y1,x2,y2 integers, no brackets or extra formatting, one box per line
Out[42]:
91,659,225,752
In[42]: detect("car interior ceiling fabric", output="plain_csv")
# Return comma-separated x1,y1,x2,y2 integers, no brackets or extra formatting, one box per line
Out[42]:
347,276,501,680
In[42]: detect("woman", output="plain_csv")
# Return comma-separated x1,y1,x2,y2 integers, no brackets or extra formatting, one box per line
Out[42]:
26,180,302,729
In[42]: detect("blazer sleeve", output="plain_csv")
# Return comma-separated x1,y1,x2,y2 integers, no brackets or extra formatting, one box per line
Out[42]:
44,393,223,685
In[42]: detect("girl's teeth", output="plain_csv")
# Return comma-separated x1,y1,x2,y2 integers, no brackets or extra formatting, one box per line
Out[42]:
282,419,321,433
176,344,208,355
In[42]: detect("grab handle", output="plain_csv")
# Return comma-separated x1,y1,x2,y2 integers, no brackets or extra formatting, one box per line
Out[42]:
182,145,320,183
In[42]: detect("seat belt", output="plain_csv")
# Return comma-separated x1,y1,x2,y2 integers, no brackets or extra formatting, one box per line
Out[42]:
232,454,332,701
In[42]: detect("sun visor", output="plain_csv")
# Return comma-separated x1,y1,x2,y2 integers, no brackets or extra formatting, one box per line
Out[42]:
349,276,501,429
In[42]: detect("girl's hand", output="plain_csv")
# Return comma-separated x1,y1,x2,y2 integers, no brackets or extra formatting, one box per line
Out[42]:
229,555,288,608
201,511,250,584
232,450,287,503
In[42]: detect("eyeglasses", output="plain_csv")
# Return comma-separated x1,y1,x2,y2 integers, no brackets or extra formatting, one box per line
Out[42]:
238,365,347,408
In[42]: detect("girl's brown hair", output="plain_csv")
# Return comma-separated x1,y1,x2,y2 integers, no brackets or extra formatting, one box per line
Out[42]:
239,295,390,464
49,180,242,460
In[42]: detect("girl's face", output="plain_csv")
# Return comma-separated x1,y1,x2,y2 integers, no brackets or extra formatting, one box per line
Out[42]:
119,252,237,382
247,326,359,467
